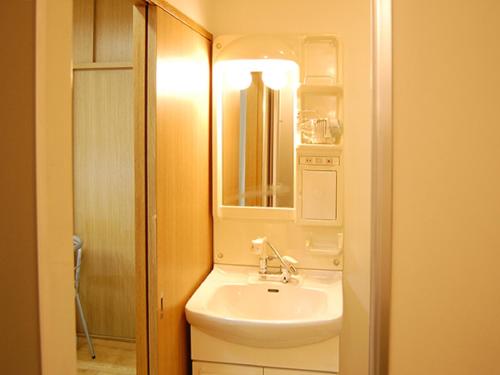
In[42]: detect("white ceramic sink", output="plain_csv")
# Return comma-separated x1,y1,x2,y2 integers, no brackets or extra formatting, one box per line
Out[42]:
185,265,342,348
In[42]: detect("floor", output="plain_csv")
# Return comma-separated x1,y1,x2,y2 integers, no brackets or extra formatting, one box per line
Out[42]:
77,337,136,375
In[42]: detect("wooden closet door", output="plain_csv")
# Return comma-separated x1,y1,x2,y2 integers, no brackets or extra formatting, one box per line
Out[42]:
147,6,213,375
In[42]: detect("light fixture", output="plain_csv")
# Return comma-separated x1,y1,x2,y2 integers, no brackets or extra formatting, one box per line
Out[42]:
217,59,299,93
262,68,289,90
224,68,252,91
214,35,300,92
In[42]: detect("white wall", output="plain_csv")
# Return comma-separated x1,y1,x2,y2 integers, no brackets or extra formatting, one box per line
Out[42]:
390,1,500,374
206,1,372,374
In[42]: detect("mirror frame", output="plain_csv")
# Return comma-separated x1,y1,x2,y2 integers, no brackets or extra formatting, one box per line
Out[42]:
212,55,298,221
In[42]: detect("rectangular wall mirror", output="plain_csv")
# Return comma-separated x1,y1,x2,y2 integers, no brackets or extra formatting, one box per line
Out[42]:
221,72,295,209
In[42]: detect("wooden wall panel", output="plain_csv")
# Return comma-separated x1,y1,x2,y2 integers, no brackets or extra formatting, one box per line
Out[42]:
73,0,94,63
73,69,136,339
94,0,134,62
151,8,213,375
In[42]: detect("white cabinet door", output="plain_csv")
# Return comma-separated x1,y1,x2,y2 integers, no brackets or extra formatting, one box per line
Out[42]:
264,368,335,375
301,169,337,220
193,361,263,375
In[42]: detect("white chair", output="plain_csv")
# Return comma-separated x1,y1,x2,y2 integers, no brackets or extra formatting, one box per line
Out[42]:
73,235,96,359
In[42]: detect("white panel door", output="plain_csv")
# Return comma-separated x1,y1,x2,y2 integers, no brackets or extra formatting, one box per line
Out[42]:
193,361,263,375
301,169,337,220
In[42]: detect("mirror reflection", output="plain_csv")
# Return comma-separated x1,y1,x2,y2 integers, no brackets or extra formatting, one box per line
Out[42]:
222,72,294,208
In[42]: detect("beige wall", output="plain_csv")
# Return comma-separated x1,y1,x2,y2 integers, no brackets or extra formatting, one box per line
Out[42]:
1,1,75,374
0,2,42,373
390,1,500,374
164,0,210,29
36,0,77,374
206,1,372,374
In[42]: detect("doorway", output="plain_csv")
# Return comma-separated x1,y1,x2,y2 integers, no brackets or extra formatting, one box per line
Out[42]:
72,1,148,374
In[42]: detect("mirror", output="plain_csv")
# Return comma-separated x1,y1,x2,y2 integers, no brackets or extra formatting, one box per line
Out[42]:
221,72,295,208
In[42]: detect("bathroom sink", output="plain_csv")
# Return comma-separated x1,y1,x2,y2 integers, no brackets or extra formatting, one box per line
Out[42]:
185,265,342,348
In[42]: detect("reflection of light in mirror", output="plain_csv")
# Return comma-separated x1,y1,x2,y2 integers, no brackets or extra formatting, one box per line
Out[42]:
262,68,288,90
224,68,252,91
215,59,299,91
157,57,208,97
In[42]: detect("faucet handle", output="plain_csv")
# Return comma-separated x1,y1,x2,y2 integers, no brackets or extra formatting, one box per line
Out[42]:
251,237,267,255
282,255,299,275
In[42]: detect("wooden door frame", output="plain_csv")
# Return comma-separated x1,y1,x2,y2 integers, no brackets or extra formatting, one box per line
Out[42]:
133,2,149,375
145,5,158,374
40,0,150,372
36,1,76,373
369,0,393,374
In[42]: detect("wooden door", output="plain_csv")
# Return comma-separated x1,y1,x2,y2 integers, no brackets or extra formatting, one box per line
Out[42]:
147,5,213,375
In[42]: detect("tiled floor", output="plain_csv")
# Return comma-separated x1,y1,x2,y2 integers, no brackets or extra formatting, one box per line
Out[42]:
77,337,136,375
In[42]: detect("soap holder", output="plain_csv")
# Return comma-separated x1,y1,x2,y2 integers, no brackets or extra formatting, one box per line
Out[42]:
305,233,343,256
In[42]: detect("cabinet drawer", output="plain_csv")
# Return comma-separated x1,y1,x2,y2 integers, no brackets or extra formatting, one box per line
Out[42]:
193,361,263,375
264,368,334,375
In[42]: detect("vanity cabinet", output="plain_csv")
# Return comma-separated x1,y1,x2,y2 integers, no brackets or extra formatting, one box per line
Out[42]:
190,326,339,374
192,361,333,375
264,369,328,375
193,361,263,375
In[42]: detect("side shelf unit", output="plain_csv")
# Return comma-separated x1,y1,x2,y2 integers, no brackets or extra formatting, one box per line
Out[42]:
296,35,343,227
296,144,343,227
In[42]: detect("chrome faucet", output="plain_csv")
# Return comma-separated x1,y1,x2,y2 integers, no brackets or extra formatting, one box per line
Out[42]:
251,237,298,283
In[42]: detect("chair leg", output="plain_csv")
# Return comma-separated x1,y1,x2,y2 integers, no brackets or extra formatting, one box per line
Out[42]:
76,292,96,359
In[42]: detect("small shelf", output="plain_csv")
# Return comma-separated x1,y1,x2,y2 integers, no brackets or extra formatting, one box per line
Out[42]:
297,143,343,152
73,62,133,71
299,84,343,95
302,35,339,86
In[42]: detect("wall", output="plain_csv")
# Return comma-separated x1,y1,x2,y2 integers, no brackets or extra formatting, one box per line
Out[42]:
164,0,210,29
390,1,500,374
0,1,76,374
36,0,77,373
206,1,372,374
0,2,42,373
